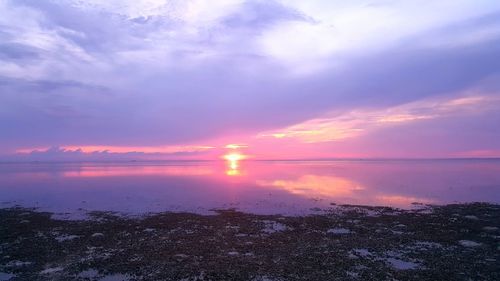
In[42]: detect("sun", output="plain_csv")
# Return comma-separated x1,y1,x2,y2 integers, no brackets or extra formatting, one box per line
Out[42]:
223,153,245,162
223,153,246,176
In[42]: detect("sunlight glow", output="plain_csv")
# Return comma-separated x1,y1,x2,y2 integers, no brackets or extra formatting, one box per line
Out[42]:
223,153,245,162
256,175,364,198
257,94,500,144
223,153,246,176
225,144,248,149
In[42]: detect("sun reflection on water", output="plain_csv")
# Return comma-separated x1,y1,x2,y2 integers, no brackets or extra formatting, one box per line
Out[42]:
224,153,245,176
1,160,498,214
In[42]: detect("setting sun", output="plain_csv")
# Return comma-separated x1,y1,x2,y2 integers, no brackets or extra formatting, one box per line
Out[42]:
2,1,499,279
223,153,246,176
223,153,246,162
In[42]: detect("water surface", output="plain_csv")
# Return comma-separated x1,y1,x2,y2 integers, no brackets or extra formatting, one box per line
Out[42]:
1,160,499,216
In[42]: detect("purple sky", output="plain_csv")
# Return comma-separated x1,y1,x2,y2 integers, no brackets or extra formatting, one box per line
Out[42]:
1,0,500,160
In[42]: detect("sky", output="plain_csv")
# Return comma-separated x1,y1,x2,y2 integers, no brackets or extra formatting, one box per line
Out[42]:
1,0,500,160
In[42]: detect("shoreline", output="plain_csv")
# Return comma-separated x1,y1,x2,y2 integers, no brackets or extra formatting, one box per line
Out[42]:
1,203,499,280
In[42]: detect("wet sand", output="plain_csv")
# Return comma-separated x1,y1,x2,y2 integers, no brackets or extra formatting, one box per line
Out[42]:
1,203,499,281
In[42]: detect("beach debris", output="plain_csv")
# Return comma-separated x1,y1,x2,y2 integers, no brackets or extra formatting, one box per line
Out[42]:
352,248,371,257
482,226,498,232
1,203,498,280
55,234,80,242
5,261,31,267
40,267,63,274
327,228,351,234
385,257,420,270
99,274,132,281
77,269,99,278
261,220,288,234
464,215,479,220
458,240,481,247
0,272,16,281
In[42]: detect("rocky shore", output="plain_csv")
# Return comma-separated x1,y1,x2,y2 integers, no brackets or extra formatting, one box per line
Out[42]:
1,203,499,281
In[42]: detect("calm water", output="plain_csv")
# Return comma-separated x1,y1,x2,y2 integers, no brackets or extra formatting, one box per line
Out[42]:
1,160,499,216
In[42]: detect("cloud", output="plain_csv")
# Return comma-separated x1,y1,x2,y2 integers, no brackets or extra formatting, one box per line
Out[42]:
1,146,214,162
1,1,500,158
258,93,500,143
222,0,311,29
0,42,41,61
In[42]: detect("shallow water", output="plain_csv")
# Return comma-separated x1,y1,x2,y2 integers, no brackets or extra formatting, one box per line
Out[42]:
0,160,499,215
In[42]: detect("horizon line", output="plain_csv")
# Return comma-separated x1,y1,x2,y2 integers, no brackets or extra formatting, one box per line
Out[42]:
1,157,500,164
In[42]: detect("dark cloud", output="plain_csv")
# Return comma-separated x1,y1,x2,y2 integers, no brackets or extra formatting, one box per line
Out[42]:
222,0,312,29
0,76,108,92
0,43,41,60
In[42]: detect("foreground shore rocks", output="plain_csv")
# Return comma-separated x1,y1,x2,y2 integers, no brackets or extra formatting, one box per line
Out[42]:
1,203,499,281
